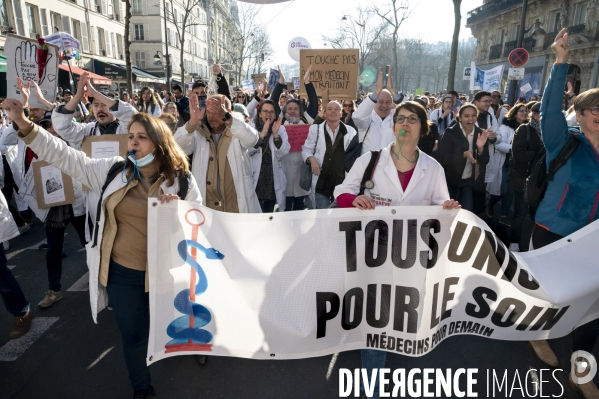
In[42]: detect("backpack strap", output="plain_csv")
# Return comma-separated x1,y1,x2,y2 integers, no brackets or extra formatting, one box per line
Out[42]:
546,135,580,182
177,172,191,200
359,151,381,195
91,161,124,248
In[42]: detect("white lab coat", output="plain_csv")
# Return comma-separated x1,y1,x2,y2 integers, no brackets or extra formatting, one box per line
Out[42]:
248,124,290,211
475,112,502,183
21,125,202,323
334,142,449,206
487,124,515,196
174,117,261,213
352,96,395,154
301,122,356,205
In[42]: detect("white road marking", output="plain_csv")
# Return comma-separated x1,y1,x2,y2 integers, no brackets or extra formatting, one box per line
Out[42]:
0,317,59,361
87,346,114,370
67,272,89,292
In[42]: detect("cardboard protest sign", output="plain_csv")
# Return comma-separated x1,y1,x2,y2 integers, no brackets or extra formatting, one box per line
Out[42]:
81,135,129,190
5,34,59,109
300,49,359,100
18,159,50,222
251,73,267,90
33,161,75,209
285,124,310,152
268,69,279,89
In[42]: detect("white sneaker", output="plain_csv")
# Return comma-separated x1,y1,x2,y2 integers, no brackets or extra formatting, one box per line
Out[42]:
509,243,520,252
2,241,9,250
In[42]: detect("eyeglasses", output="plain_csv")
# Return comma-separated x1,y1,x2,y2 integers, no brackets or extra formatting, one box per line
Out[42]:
237,95,245,98
491,95,501,99
587,107,599,115
394,115,421,124
261,110,276,115
343,104,353,108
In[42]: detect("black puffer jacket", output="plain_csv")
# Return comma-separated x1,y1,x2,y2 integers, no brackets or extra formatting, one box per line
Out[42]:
508,122,543,192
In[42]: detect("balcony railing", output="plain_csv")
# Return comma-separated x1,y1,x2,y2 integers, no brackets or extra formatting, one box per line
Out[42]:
503,40,517,57
467,0,523,25
489,44,502,60
522,37,536,52
568,24,586,35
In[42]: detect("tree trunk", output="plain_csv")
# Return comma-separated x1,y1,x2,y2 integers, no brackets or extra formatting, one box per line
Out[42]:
124,0,132,95
447,0,462,91
180,32,185,87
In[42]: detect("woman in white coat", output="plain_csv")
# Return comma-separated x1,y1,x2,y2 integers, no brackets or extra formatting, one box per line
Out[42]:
3,100,200,399
137,87,162,117
334,101,460,399
249,100,290,212
486,104,528,225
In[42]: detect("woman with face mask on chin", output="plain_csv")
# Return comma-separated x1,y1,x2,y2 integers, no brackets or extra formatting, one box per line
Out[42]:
334,102,460,399
2,99,201,399
249,100,290,212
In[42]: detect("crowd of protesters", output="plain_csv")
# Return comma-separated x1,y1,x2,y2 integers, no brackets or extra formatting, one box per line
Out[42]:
1,29,599,399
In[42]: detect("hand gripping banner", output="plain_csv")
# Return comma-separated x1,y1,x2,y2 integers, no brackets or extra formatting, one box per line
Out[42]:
147,200,599,364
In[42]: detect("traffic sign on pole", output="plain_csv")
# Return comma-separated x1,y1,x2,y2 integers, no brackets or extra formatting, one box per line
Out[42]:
509,48,529,67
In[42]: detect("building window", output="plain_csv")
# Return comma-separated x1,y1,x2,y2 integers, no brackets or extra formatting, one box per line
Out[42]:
97,28,105,55
50,12,61,32
40,8,48,36
61,15,70,34
25,4,39,38
116,33,123,59
549,10,561,32
71,19,81,43
203,47,206,59
14,0,25,36
0,0,10,28
81,22,89,52
573,2,589,26
132,0,142,15
106,30,112,56
135,51,146,69
134,24,146,41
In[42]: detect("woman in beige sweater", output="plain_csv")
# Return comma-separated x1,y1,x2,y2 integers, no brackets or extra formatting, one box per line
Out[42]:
3,98,202,399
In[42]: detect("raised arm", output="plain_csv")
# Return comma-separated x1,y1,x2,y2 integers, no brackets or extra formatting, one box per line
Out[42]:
4,99,117,194
541,29,571,157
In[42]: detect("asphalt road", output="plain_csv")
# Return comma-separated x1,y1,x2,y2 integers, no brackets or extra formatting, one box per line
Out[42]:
0,213,592,399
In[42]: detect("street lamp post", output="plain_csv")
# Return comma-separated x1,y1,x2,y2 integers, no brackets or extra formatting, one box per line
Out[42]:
154,51,171,91
161,0,171,91
507,0,546,105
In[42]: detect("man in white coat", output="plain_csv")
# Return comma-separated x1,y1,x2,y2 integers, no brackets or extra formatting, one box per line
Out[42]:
352,67,404,154
302,101,357,209
174,93,261,213
473,90,501,215
51,73,137,149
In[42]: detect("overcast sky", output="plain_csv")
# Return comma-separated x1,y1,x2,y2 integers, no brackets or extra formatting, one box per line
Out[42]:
248,0,484,67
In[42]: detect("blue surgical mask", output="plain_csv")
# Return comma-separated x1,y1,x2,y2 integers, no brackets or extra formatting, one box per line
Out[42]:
122,150,155,184
128,151,154,167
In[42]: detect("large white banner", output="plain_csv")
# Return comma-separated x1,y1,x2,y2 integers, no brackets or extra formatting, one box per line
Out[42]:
147,201,599,365
470,61,504,92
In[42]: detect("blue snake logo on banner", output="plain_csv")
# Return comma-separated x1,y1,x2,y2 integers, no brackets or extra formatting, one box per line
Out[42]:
165,209,224,354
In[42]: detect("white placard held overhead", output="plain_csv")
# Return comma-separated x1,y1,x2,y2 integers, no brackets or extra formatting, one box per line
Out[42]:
5,35,59,109
520,83,533,94
293,77,301,90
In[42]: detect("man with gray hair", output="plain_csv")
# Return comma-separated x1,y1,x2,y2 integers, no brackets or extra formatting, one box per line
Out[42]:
352,67,404,154
302,101,357,209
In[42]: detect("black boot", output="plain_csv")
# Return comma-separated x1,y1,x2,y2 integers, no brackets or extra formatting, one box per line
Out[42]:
133,385,156,399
